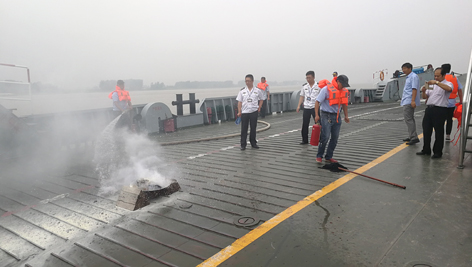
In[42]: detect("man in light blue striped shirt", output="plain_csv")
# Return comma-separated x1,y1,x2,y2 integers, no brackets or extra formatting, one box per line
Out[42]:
400,63,421,145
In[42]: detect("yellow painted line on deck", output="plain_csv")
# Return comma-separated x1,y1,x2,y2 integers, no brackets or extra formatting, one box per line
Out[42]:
198,133,424,267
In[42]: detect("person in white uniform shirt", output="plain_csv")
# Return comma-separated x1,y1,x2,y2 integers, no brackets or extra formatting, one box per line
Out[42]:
296,71,320,144
236,74,264,150
416,67,453,159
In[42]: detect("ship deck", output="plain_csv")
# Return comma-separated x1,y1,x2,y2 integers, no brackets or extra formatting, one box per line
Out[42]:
1,102,471,267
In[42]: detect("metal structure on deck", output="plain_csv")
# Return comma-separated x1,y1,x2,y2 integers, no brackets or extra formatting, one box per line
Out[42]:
172,93,200,116
0,63,32,101
458,49,472,168
198,91,294,124
380,66,434,102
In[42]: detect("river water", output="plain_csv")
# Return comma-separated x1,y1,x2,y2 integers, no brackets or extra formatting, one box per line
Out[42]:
0,84,374,117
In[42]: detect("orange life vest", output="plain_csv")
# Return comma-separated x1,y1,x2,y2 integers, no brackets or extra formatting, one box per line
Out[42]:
452,103,463,145
318,79,330,89
257,82,269,91
108,86,131,101
319,81,349,122
331,76,337,85
327,82,349,106
445,74,459,99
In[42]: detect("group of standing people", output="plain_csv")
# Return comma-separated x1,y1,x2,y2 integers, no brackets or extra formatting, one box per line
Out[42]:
400,62,463,159
294,71,350,163
237,71,350,163
110,64,462,162
237,62,463,163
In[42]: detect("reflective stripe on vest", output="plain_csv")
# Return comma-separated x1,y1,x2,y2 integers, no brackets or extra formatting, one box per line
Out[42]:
445,74,459,99
257,82,268,91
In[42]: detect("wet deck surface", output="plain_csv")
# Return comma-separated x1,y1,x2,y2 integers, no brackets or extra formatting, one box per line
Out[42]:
0,102,471,267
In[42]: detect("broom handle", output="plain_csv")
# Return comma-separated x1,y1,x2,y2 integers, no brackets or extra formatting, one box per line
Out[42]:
338,167,406,189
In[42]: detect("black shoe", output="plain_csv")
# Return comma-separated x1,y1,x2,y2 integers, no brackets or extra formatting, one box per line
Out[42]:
431,154,442,159
416,151,431,155
406,139,420,145
403,138,411,142
299,142,309,145
251,145,259,149
240,146,246,150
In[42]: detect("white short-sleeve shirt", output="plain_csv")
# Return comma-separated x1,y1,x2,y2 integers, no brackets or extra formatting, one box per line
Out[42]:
300,82,320,109
236,86,263,113
425,80,453,107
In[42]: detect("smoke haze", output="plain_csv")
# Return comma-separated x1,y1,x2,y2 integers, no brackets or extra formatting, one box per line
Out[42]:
94,116,174,196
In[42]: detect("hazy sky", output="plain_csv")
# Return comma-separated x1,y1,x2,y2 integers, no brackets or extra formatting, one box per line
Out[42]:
1,0,471,89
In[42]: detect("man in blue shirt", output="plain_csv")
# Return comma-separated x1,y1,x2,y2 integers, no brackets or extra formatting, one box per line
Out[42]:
400,63,421,145
314,75,350,163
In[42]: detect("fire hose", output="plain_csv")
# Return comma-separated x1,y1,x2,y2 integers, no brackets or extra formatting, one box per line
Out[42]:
338,167,406,189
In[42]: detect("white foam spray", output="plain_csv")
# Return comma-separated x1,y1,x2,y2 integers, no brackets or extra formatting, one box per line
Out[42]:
94,115,172,196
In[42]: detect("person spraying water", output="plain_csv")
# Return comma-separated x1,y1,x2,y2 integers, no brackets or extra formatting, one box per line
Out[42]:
109,80,135,130
109,80,132,116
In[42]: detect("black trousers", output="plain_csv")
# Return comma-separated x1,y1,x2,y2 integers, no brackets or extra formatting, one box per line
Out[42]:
241,111,258,147
301,108,316,143
260,100,268,118
422,106,447,156
445,106,455,135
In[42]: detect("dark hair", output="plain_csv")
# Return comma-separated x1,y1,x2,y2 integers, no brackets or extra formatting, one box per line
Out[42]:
261,77,266,80
435,67,447,76
306,71,315,77
401,63,413,69
441,63,451,73
245,74,254,81
117,80,124,85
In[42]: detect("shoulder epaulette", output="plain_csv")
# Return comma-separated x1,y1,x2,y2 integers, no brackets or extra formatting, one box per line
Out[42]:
302,83,307,86
240,87,245,91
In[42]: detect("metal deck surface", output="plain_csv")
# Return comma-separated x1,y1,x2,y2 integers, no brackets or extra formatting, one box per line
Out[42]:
0,102,471,267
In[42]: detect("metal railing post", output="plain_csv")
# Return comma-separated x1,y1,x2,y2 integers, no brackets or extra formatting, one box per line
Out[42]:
458,48,472,168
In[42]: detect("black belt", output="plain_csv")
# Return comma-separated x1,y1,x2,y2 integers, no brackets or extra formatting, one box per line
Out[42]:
321,111,337,115
427,105,447,108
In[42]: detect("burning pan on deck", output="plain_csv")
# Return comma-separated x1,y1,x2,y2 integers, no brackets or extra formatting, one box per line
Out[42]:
116,179,180,211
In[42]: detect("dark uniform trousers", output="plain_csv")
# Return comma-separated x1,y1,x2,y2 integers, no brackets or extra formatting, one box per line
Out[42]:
422,105,448,156
260,99,268,118
241,111,258,147
445,106,455,135
301,108,316,143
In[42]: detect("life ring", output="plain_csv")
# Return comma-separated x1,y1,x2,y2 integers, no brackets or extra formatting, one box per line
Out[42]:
380,71,385,81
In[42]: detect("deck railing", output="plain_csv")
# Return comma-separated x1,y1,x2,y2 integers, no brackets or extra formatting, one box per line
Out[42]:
458,49,472,168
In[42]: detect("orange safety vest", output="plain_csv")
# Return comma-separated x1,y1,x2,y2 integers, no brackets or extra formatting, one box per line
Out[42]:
108,86,131,101
327,82,349,106
325,81,349,122
318,79,329,89
257,82,269,91
445,74,459,99
331,76,337,85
